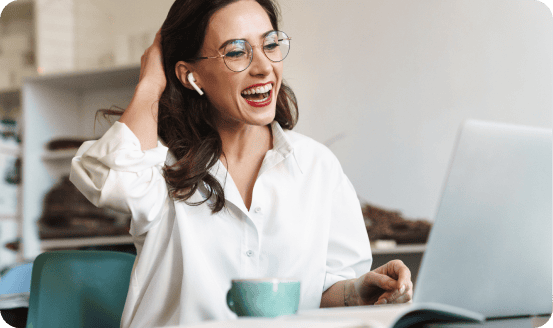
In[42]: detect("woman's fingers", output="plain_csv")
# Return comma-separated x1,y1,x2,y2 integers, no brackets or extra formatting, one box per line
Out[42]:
380,260,412,293
367,260,414,305
364,271,398,291
374,279,413,305
392,260,412,290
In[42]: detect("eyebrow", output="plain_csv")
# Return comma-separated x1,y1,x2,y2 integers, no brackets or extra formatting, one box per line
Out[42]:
218,30,276,51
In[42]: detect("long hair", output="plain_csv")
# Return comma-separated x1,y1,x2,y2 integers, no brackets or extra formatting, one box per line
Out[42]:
158,0,298,213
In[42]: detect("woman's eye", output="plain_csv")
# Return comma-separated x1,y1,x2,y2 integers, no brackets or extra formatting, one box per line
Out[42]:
264,43,279,52
226,50,247,58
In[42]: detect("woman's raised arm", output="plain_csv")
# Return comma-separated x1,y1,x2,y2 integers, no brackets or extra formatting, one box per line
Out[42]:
120,29,166,150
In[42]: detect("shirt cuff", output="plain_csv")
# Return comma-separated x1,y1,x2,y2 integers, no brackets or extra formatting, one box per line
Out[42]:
78,121,169,172
323,269,356,292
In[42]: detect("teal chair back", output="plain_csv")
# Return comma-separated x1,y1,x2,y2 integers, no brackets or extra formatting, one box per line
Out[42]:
26,250,135,328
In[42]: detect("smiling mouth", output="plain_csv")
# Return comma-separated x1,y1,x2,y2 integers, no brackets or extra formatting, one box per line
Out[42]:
241,83,273,104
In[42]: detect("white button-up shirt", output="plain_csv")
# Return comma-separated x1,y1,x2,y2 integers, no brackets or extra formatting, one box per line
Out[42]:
70,121,372,328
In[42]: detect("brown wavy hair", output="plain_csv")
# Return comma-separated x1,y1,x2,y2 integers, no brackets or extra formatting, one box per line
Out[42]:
153,0,297,213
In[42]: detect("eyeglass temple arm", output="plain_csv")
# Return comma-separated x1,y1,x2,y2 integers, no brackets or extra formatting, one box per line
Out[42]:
195,54,225,60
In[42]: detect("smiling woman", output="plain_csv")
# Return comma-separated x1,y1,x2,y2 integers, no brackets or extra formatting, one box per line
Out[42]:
160,0,298,212
70,0,412,327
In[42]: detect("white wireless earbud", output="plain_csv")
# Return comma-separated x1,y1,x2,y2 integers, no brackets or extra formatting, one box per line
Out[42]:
187,73,204,96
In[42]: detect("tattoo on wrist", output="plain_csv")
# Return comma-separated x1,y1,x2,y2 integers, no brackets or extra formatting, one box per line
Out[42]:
344,281,348,306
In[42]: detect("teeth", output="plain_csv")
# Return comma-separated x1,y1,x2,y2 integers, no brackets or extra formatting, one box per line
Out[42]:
242,84,272,95
248,92,270,102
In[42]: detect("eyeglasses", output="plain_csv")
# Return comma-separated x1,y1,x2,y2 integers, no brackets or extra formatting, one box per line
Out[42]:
195,30,291,72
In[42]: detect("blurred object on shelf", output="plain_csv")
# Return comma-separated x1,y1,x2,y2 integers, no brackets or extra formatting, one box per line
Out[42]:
4,157,20,185
4,238,19,252
38,176,131,239
0,155,18,216
0,119,18,145
46,137,87,151
0,91,21,122
0,119,20,187
371,239,397,250
362,202,432,244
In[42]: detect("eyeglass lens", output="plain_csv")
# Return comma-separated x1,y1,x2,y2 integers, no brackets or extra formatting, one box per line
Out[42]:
223,31,290,72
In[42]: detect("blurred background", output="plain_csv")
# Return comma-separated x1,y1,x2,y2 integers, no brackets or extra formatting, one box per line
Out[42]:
0,2,550,323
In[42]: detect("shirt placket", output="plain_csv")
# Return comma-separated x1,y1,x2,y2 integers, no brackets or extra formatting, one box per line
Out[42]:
241,213,260,277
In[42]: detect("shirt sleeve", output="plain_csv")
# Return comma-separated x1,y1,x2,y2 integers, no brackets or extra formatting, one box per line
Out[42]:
69,121,170,237
323,171,373,292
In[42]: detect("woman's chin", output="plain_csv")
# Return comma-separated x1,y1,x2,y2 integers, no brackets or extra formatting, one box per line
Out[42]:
241,104,276,126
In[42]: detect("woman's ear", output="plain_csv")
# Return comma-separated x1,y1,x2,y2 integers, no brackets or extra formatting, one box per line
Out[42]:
175,61,203,93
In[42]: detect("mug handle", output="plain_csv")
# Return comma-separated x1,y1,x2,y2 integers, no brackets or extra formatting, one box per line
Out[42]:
226,289,236,313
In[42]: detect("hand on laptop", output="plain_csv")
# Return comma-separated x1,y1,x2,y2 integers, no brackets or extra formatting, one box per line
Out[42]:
354,259,413,305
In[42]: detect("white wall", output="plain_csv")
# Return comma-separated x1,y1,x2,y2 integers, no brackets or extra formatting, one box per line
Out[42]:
279,0,552,220
34,0,553,221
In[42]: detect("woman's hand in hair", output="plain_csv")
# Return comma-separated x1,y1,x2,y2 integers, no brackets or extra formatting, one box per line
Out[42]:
138,28,167,98
120,28,165,150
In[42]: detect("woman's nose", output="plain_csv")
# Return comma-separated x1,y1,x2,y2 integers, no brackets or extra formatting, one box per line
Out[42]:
248,46,272,76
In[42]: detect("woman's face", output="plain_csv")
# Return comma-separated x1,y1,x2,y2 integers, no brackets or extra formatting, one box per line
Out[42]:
193,0,283,130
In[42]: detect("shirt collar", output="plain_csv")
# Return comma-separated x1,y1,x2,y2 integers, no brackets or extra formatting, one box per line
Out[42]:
190,122,306,201
193,122,304,213
270,121,303,174
164,122,304,175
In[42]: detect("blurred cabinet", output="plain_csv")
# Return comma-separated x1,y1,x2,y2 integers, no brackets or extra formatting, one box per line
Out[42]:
0,91,23,270
20,65,140,259
0,0,172,264
0,0,35,269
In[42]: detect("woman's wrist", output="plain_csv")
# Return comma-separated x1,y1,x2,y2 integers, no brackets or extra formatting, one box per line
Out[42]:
135,79,165,100
344,278,361,306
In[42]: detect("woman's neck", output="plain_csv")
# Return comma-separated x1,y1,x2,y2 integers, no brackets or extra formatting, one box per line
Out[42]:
218,123,273,165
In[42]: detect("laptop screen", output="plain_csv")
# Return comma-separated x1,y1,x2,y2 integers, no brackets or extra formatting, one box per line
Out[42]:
414,120,552,318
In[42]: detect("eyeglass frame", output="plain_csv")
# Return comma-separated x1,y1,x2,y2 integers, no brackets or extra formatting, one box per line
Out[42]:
194,30,291,73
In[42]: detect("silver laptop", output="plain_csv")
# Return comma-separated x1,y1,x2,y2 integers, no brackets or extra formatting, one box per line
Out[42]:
414,119,552,318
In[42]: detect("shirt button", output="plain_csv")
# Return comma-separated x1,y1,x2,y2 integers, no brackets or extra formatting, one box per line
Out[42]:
254,207,261,213
246,250,254,257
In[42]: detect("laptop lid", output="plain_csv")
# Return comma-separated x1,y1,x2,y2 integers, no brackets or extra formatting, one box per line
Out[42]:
413,120,552,318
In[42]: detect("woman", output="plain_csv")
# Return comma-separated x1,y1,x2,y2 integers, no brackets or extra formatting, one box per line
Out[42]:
70,0,413,327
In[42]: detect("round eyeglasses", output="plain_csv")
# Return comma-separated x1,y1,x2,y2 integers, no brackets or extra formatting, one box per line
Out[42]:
195,30,291,73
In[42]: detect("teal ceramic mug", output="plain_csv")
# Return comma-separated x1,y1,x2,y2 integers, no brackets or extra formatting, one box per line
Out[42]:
226,278,301,317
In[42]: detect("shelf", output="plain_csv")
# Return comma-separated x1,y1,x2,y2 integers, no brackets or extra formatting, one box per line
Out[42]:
371,244,426,255
0,144,20,157
0,88,20,97
41,148,78,161
26,64,140,91
21,63,138,259
41,235,133,250
0,214,17,221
